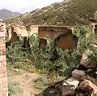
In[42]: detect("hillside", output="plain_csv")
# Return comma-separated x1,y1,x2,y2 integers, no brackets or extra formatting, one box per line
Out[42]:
0,9,20,20
5,0,97,27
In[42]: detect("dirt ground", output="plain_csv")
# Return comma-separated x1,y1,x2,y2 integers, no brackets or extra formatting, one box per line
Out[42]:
8,69,41,96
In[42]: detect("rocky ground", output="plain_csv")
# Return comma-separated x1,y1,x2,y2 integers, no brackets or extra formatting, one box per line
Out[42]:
62,49,97,96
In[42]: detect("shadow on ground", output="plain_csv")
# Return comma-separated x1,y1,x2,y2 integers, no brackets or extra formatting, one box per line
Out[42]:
35,80,63,96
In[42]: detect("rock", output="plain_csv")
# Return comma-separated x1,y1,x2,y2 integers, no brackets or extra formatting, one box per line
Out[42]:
62,78,79,96
80,50,96,69
95,71,97,74
72,69,85,80
14,69,19,72
79,80,97,96
49,90,55,94
80,59,96,69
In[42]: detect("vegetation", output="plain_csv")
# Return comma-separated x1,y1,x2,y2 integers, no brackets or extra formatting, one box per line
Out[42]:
7,26,97,95
6,41,30,65
6,0,97,95
5,0,97,27
8,81,22,96
7,26,94,76
34,76,49,90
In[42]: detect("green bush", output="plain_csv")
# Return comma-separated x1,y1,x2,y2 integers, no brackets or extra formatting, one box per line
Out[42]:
89,48,97,63
6,41,30,65
7,26,96,77
34,76,49,90
28,26,96,77
28,35,82,76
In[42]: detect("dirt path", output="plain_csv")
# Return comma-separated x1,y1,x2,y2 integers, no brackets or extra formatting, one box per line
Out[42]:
8,69,41,96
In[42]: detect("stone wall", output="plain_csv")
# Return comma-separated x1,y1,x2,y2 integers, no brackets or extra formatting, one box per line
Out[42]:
30,26,38,36
54,30,78,49
0,23,8,96
38,26,71,38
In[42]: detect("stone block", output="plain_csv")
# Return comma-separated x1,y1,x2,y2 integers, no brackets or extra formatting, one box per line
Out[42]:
62,78,79,96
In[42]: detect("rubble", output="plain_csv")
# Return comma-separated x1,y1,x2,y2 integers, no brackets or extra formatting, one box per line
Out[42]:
79,80,97,96
80,59,96,69
62,50,97,96
72,69,85,80
62,78,79,96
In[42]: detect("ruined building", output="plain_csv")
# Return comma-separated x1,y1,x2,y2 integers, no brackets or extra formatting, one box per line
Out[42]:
30,25,78,49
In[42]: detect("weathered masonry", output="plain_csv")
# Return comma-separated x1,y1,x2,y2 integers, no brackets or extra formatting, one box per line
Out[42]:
0,23,8,96
30,25,73,38
30,25,78,49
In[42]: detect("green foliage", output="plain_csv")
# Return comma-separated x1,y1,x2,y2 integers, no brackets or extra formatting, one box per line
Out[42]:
8,81,21,96
5,0,97,27
6,41,30,65
7,26,97,77
89,48,97,63
27,27,93,76
75,26,93,51
75,26,97,66
52,49,81,76
34,76,49,90
28,35,82,76
8,83,16,96
7,27,97,96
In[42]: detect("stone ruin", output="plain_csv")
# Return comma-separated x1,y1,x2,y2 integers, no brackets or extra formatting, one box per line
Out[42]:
0,22,96,96
62,49,97,96
0,22,8,96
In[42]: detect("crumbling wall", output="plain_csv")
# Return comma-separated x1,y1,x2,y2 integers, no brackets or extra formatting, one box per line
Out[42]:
38,26,70,38
0,23,8,96
6,26,19,47
54,29,78,49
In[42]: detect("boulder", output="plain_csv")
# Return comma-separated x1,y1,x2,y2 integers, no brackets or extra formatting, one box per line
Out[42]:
80,49,96,69
62,78,79,96
79,80,97,96
80,59,96,69
72,69,85,80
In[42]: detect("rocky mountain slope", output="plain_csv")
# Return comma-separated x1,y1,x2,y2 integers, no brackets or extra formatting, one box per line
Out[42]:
5,0,97,27
0,9,20,20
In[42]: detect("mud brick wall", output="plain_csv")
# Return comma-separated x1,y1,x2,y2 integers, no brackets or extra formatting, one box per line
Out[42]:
0,24,8,96
38,26,69,38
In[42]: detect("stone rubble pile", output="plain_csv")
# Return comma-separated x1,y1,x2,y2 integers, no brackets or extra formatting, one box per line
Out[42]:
62,50,97,96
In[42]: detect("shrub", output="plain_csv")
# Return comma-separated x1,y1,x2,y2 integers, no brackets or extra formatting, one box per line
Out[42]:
29,35,82,76
6,41,30,65
34,76,49,90
7,26,95,77
29,26,95,77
